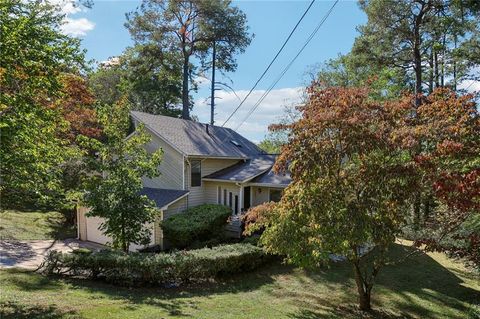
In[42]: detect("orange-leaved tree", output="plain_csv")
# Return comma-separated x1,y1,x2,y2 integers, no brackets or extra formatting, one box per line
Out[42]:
250,84,417,311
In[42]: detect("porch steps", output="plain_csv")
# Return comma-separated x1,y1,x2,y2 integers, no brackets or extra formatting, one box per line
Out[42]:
224,214,243,239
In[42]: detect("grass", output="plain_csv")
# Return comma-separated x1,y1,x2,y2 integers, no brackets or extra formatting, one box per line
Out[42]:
0,210,76,240
0,243,478,319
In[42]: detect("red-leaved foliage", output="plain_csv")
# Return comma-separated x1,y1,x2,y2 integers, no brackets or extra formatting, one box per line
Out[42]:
56,74,102,142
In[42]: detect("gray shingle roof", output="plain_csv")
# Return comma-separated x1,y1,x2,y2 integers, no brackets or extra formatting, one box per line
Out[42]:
131,111,265,158
202,155,289,185
250,167,291,186
139,187,189,208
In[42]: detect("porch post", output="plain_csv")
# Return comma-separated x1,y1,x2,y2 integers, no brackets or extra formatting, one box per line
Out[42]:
239,185,244,214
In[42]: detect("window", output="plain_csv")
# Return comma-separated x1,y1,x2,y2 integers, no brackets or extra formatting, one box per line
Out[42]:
269,189,282,202
190,160,201,187
229,192,233,208
234,195,239,214
223,189,227,205
217,186,221,204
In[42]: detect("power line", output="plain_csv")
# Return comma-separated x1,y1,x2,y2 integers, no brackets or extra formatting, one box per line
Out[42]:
464,79,477,91
221,0,316,127
233,0,339,132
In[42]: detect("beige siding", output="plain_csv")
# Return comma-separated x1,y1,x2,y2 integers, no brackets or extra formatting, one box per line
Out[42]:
77,206,88,240
203,181,241,213
163,196,188,219
142,129,184,190
154,197,188,250
251,186,271,206
153,212,164,246
185,158,239,207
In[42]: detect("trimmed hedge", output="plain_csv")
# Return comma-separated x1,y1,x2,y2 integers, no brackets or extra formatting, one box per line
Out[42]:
40,243,267,286
161,204,232,249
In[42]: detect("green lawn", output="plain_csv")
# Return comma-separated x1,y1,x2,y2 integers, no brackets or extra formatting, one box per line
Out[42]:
0,210,76,240
0,244,478,319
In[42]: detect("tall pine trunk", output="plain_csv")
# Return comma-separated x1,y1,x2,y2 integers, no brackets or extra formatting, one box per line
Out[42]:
182,55,190,120
413,21,422,106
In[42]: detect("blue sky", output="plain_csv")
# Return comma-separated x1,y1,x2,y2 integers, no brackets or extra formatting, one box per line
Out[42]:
60,0,367,142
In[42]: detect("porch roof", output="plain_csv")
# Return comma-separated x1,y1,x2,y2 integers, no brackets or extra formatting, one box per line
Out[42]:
249,167,291,186
202,154,291,187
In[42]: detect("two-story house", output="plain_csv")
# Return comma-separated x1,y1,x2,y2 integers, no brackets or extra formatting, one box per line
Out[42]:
77,111,291,250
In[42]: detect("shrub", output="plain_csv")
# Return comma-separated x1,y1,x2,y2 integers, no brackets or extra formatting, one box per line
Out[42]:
161,204,231,249
40,243,267,286
242,202,277,236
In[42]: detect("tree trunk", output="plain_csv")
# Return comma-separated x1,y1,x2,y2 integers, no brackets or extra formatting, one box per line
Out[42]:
182,55,190,120
434,50,439,88
453,35,457,91
413,3,429,107
413,28,422,107
428,48,433,93
353,262,372,312
413,192,422,230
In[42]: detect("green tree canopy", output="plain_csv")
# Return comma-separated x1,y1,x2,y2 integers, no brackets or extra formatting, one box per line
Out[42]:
83,99,162,252
0,0,85,206
89,45,183,116
352,0,480,96
125,0,252,119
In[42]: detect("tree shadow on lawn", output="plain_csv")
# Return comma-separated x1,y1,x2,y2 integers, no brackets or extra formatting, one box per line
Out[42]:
285,243,480,319
5,245,479,318
0,300,81,319
44,214,77,241
6,260,287,317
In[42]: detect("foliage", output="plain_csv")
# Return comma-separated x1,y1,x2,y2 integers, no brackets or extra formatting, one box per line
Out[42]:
0,0,85,207
259,85,418,311
314,54,407,100
122,45,183,116
40,243,267,286
405,89,480,268
257,138,282,154
88,63,125,106
352,0,480,95
161,204,231,249
88,46,183,116
242,202,277,236
259,103,301,154
83,99,162,252
57,74,101,142
125,0,252,119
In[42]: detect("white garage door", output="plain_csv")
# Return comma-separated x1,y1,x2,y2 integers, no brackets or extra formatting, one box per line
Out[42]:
85,216,111,246
85,215,155,251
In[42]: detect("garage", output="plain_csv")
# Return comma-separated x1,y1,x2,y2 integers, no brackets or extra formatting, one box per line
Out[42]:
76,187,189,251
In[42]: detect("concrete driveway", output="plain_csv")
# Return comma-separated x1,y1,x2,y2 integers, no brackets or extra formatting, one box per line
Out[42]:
0,239,105,270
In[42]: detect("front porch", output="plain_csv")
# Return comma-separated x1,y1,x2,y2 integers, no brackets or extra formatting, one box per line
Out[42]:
216,184,284,239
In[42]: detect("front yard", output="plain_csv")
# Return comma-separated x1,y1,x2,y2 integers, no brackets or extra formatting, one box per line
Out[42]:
0,210,76,240
0,243,478,319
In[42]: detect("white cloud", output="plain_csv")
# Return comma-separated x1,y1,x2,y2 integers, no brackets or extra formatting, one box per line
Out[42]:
193,87,305,142
46,0,95,37
61,17,95,37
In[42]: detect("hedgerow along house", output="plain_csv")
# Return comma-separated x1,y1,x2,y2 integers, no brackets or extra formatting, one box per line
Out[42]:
77,111,291,250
